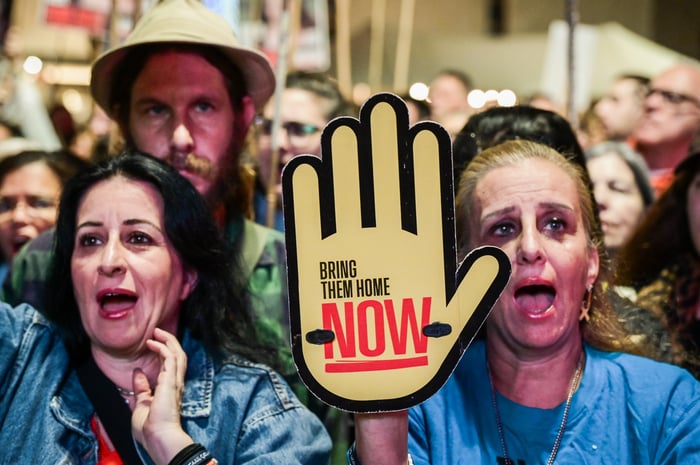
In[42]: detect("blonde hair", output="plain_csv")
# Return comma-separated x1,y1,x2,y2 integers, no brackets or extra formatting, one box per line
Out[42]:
455,140,649,356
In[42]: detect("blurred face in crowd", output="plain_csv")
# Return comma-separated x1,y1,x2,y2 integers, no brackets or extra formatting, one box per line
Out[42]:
469,157,598,353
586,152,645,252
128,50,254,200
257,88,327,192
687,172,700,255
428,74,471,121
595,78,646,140
71,176,195,357
0,161,61,259
634,66,700,151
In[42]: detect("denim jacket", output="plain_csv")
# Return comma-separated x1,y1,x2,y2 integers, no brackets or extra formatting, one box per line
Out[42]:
0,304,331,464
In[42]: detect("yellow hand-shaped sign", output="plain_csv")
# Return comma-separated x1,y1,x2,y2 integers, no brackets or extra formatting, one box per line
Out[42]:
282,93,510,412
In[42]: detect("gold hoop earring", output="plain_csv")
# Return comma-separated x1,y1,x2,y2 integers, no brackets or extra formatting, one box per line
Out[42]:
580,286,593,322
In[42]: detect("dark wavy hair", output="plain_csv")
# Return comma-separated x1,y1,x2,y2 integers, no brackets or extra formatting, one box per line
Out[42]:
452,105,586,185
616,155,698,287
0,149,91,187
44,150,271,365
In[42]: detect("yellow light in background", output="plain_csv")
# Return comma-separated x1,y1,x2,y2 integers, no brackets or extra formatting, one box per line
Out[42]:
23,56,43,75
408,82,429,100
467,89,486,109
498,89,517,106
61,89,84,115
41,63,91,86
484,89,499,103
352,82,372,105
469,88,518,109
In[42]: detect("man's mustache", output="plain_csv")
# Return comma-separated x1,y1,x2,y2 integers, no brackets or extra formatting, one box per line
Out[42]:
170,152,218,180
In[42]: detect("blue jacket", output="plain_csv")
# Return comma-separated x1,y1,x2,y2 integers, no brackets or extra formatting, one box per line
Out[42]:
0,304,331,464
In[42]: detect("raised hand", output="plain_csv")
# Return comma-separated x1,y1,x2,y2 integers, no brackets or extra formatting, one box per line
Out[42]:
282,93,510,412
131,328,193,465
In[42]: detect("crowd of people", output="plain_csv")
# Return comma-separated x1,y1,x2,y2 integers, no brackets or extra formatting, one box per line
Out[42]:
0,0,699,463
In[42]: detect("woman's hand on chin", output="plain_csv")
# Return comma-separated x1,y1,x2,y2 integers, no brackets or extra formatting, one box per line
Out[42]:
131,328,193,465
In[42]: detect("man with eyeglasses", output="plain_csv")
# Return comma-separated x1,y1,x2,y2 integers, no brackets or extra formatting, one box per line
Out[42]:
633,63,700,195
254,70,354,231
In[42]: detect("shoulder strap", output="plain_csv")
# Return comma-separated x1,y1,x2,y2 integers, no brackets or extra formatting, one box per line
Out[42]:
76,356,144,465
241,219,270,278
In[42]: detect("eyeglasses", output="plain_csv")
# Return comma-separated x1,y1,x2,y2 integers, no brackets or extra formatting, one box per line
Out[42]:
255,117,321,138
646,88,700,108
0,195,57,219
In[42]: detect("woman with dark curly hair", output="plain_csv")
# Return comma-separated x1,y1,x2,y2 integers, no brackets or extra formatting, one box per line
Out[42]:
0,151,329,463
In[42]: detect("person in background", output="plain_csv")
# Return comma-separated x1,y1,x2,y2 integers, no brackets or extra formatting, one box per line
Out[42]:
68,105,114,163
594,74,649,142
349,140,700,465
254,70,354,231
616,150,700,378
0,149,89,283
0,151,330,463
576,102,608,150
0,117,21,144
451,105,587,187
49,103,77,148
427,69,473,123
523,91,566,116
633,63,700,195
399,94,430,126
584,141,654,260
0,26,61,151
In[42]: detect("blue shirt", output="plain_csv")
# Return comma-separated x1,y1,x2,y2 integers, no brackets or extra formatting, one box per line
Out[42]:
407,340,700,464
0,303,331,464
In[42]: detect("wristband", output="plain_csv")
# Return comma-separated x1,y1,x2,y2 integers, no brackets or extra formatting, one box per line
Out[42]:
169,443,217,465
346,443,413,465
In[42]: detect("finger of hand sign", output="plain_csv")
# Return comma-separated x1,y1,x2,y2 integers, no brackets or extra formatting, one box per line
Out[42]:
366,102,402,228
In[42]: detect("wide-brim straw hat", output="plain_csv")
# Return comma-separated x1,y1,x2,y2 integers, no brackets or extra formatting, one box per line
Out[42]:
90,0,275,114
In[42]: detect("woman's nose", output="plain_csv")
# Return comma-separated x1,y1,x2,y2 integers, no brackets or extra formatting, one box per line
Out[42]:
10,202,31,223
592,184,608,210
516,227,544,265
97,238,126,277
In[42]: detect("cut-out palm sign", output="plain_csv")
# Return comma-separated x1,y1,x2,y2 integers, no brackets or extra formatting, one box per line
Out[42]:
282,93,510,412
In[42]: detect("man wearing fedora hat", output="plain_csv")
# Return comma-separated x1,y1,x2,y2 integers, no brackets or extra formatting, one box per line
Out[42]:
5,0,296,399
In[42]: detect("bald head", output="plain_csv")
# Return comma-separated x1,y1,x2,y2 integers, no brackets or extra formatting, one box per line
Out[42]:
634,63,700,170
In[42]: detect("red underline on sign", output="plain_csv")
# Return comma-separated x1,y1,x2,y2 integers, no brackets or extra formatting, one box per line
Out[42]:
325,356,429,372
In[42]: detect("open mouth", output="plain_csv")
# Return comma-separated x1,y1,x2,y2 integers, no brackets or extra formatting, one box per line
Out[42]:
12,235,30,255
514,284,555,315
99,293,138,314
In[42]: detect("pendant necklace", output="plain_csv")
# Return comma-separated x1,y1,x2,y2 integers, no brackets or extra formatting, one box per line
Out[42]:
115,385,136,404
487,351,585,465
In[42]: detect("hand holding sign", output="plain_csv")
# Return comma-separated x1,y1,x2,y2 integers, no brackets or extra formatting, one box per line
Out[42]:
282,93,510,412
